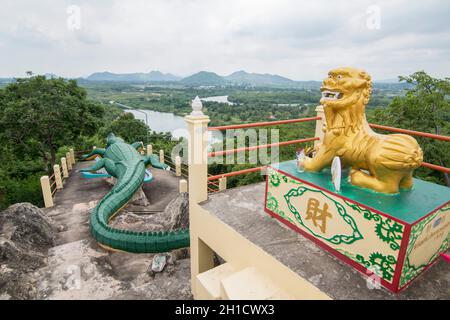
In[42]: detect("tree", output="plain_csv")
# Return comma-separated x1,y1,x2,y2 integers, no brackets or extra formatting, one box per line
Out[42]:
0,76,104,171
100,113,149,143
371,71,450,186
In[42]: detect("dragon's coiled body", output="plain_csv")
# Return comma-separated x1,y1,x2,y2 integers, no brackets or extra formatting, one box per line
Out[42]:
82,134,189,253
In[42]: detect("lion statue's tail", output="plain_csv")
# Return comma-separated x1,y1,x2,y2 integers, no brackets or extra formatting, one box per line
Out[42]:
376,134,423,171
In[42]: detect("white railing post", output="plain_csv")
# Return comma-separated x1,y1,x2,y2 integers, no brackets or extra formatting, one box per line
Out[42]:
40,176,54,208
61,157,69,178
186,96,211,297
159,150,165,164
53,164,63,189
147,144,153,156
218,177,227,191
66,152,72,171
186,96,209,204
70,148,75,164
314,105,325,148
175,156,182,177
179,179,188,193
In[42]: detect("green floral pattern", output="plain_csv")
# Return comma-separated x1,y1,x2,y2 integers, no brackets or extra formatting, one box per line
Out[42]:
266,192,295,224
265,167,422,284
356,252,397,281
344,200,404,251
284,186,363,245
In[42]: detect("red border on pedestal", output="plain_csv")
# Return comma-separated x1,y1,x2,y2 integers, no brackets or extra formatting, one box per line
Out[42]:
264,165,450,293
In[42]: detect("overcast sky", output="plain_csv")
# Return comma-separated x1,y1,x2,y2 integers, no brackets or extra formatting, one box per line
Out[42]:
0,0,449,80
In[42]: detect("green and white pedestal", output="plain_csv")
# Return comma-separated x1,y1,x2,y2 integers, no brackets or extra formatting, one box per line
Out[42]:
264,160,450,292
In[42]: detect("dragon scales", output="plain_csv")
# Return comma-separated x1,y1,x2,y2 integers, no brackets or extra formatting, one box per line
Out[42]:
81,133,189,252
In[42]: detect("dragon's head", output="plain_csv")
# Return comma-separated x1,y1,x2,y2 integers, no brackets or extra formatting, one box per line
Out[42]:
106,133,124,147
320,67,372,110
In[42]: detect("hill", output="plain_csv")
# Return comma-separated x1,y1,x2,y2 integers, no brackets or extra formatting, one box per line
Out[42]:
180,71,227,86
86,71,180,82
225,70,296,86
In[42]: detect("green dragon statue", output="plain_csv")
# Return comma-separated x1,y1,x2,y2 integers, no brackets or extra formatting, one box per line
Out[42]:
81,133,189,253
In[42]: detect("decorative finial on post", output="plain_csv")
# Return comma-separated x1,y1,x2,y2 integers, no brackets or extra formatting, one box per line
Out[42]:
191,96,204,116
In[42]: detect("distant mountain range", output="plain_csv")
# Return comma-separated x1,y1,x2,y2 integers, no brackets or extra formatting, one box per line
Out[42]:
83,69,323,88
0,70,407,89
86,71,180,82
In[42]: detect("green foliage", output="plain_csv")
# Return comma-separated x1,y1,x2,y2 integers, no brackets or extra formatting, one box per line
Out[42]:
0,76,105,209
370,71,450,185
0,76,104,169
100,113,149,143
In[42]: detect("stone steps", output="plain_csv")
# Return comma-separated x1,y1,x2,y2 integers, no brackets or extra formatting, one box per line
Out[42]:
195,264,292,300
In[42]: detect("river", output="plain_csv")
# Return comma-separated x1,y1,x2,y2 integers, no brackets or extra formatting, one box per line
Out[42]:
124,109,188,139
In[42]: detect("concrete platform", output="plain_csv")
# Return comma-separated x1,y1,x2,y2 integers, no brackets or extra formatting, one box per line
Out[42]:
38,161,191,300
200,183,450,300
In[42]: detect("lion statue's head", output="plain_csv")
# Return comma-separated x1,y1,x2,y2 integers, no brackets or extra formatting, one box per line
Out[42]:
320,67,372,133
320,67,372,108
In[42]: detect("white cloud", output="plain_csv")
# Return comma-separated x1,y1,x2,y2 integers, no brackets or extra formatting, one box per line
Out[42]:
0,0,448,80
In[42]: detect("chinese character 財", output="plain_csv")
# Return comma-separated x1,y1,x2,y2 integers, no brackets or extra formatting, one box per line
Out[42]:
305,198,332,233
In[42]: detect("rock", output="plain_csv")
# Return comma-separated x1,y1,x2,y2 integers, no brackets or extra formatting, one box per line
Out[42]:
106,178,150,207
166,193,189,230
150,254,167,273
109,193,189,233
0,203,55,299
129,188,151,207
0,203,54,251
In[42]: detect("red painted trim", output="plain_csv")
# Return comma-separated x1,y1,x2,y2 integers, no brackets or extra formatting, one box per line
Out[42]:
208,116,321,131
208,137,319,157
265,165,450,293
392,223,411,292
270,165,409,226
264,205,398,292
369,123,450,142
413,200,450,224
421,162,450,174
208,166,265,181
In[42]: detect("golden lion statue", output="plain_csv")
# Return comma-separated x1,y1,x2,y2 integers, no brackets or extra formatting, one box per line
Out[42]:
302,67,423,194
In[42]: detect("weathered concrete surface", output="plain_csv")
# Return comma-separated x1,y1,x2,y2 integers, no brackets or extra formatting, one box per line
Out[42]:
1,161,192,300
201,182,450,300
